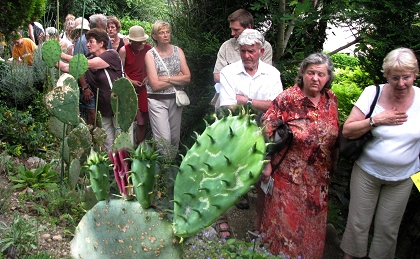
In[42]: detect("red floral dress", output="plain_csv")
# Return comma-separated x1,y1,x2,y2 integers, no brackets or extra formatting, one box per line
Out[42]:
261,84,339,259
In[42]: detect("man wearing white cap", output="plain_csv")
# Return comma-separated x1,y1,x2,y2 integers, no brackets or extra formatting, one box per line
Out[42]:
119,26,152,145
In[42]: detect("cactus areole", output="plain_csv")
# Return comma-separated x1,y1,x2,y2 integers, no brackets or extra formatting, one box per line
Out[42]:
173,112,267,237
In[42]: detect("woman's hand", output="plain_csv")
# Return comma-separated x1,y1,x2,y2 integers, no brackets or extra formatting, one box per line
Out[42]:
261,162,272,183
82,88,93,102
373,107,407,126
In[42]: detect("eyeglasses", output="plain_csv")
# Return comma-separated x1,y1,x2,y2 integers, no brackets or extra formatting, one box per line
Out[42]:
87,40,97,44
390,75,412,82
158,31,171,36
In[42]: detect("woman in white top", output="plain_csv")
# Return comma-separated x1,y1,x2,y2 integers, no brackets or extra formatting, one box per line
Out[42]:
340,47,420,259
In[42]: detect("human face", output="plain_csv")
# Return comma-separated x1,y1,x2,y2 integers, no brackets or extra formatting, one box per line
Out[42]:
240,43,263,72
86,38,103,55
13,38,23,46
154,28,171,44
230,21,249,40
130,40,145,50
302,64,329,97
387,70,415,97
107,23,118,37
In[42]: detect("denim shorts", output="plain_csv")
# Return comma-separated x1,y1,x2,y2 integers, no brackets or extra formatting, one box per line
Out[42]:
79,94,95,110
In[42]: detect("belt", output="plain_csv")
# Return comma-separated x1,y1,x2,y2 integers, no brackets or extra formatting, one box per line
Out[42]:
147,93,176,100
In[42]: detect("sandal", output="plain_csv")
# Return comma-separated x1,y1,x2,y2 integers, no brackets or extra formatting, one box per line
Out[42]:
214,218,232,239
247,229,260,239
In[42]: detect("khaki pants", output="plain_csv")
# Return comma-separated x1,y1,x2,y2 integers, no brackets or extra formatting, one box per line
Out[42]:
147,97,183,158
340,163,413,258
102,116,122,152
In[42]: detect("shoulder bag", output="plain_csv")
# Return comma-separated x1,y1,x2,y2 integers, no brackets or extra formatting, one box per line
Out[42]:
338,84,380,161
266,121,293,172
152,48,190,107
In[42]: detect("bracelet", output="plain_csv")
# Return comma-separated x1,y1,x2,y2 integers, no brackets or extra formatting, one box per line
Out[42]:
168,76,171,83
82,87,89,91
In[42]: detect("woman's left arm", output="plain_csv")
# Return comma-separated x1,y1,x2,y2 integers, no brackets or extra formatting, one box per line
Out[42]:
342,106,372,139
57,56,110,72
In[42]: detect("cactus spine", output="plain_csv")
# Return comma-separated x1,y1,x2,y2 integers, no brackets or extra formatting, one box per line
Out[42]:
172,110,267,237
85,149,111,201
127,142,160,209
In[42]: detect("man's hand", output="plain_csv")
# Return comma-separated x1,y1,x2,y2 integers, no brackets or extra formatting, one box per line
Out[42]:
236,94,248,105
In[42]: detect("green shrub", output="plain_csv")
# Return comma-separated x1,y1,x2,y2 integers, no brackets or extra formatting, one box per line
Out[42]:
0,100,57,157
182,232,281,259
8,163,58,190
0,184,12,215
331,60,374,124
330,53,359,69
0,212,46,257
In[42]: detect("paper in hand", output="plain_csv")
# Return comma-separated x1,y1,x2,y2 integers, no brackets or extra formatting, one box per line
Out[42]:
261,176,274,195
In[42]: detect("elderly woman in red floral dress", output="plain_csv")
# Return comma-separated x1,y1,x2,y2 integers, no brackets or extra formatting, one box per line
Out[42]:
260,53,339,258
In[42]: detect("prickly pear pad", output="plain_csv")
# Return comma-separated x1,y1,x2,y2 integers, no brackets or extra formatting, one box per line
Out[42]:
173,113,266,237
41,40,62,68
45,85,80,126
71,199,181,258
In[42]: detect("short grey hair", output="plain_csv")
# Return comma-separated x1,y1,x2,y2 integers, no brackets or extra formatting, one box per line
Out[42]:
89,14,107,30
237,29,265,49
296,53,334,90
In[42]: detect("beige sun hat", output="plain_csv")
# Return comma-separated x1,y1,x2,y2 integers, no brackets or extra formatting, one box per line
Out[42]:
127,26,149,42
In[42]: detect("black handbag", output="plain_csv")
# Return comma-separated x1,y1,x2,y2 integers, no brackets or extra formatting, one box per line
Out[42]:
266,122,293,172
339,84,380,161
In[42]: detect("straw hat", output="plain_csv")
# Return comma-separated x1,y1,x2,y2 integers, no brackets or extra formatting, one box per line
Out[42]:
127,26,149,42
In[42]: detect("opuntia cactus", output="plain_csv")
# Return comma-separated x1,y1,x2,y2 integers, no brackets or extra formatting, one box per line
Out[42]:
85,148,111,201
56,72,78,91
71,199,182,258
172,110,267,237
69,54,88,79
67,123,93,160
45,83,80,126
41,40,62,68
69,158,81,189
127,141,160,209
111,77,138,133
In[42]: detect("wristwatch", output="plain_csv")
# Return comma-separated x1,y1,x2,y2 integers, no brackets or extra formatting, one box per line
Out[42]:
246,98,253,106
369,117,376,127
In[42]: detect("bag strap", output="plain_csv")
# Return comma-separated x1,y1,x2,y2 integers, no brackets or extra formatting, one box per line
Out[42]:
103,50,125,89
365,84,380,119
271,129,293,173
152,47,170,76
104,69,113,89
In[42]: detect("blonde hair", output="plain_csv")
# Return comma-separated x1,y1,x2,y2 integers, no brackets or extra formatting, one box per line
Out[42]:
151,20,171,44
382,48,419,77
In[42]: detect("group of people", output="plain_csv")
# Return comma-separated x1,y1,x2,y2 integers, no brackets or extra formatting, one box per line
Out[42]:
55,14,190,154
213,8,420,259
11,8,420,258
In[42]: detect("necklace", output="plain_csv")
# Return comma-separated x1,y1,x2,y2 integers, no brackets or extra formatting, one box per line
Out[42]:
130,44,144,56
131,48,141,56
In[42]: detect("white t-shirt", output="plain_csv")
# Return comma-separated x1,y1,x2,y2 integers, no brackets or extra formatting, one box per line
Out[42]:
219,60,283,106
356,84,420,181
